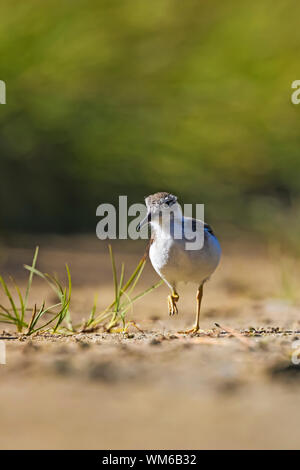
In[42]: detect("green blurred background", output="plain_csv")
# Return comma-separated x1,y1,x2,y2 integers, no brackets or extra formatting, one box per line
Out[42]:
1,0,300,243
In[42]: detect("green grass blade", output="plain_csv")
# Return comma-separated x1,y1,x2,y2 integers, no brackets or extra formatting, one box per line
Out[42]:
10,276,26,325
0,312,16,322
120,280,163,316
64,264,73,330
29,301,62,333
100,256,147,316
53,300,70,332
0,303,14,317
122,257,146,293
48,273,64,297
24,246,39,312
28,300,70,335
24,266,60,297
85,294,98,327
108,245,118,303
27,305,37,334
115,263,125,312
0,275,22,330
127,259,146,295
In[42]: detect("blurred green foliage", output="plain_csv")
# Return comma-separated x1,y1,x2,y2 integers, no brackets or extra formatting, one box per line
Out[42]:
1,0,300,241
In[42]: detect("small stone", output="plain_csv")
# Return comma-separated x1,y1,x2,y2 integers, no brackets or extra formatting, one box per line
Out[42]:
149,338,161,346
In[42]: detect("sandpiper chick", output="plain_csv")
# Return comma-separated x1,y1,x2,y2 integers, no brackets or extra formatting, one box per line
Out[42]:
137,192,221,334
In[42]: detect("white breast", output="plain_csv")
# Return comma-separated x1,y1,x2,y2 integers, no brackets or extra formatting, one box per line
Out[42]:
149,218,221,288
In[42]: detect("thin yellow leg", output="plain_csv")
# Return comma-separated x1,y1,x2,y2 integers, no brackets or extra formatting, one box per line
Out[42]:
167,290,179,315
194,284,203,331
178,284,204,335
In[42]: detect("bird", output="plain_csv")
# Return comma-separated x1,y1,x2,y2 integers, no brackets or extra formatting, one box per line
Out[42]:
137,192,221,334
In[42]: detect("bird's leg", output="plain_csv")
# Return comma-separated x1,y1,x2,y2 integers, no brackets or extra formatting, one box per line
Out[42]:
194,284,203,332
167,290,179,316
178,284,204,335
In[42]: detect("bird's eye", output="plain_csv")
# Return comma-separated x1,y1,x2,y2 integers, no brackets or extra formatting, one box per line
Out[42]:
165,198,174,206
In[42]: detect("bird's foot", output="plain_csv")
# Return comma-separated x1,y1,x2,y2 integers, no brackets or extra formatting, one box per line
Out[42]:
168,292,179,316
178,326,205,336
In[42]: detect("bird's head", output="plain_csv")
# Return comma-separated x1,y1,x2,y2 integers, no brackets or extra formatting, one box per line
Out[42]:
137,192,181,231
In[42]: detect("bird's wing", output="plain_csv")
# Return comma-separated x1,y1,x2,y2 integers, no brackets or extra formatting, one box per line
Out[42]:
185,218,216,237
204,222,215,236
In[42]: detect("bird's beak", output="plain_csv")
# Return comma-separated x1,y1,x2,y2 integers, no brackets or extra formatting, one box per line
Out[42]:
137,211,151,232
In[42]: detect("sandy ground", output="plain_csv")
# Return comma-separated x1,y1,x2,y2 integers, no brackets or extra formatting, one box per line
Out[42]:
0,235,300,450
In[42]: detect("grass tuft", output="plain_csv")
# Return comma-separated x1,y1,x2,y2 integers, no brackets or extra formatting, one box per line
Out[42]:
81,245,162,333
0,245,162,335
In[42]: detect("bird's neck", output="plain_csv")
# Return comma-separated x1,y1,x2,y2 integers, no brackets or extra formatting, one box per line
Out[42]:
150,214,183,240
